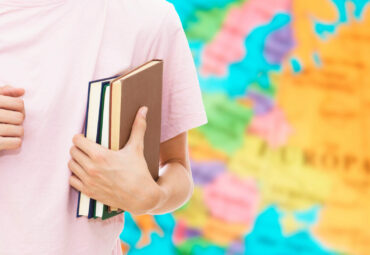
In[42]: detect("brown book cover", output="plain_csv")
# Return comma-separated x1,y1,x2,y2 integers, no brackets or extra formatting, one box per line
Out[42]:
109,59,163,180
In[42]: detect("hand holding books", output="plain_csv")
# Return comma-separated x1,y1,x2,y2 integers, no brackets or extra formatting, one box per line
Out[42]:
69,106,163,215
69,59,163,220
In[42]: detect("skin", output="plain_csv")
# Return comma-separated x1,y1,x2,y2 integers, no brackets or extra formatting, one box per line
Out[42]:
69,107,194,215
0,85,26,151
0,85,194,215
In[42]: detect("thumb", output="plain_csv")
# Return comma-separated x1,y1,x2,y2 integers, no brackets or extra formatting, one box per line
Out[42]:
126,106,148,152
0,85,25,97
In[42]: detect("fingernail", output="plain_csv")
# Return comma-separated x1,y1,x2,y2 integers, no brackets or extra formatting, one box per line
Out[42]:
140,106,148,119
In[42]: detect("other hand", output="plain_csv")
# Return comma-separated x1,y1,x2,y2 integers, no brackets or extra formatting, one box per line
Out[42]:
0,85,25,151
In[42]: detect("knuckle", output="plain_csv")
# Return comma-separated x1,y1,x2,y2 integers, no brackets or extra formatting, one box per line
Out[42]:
84,176,97,190
14,112,24,124
142,118,147,128
19,98,24,109
85,163,97,175
135,143,144,153
91,151,104,162
90,168,101,177
12,138,22,149
67,160,72,169
68,160,74,169
133,119,142,129
94,149,109,163
69,146,75,156
127,143,140,154
18,126,24,137
84,177,93,186
14,98,24,110
68,176,73,185
139,118,147,127
83,187,93,197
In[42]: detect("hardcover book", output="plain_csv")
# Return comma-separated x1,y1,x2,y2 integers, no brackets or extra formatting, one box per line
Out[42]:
77,59,163,220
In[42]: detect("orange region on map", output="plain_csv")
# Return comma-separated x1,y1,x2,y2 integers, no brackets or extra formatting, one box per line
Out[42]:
277,2,370,178
277,3,370,254
173,187,209,229
131,215,164,248
278,11,370,156
188,129,229,162
202,217,250,246
287,0,339,69
312,178,370,255
121,242,130,254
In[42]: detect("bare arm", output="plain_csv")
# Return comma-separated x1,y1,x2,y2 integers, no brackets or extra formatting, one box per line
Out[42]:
69,107,194,215
148,132,193,214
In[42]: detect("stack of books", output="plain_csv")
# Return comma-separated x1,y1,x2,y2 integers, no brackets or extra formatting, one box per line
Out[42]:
77,59,163,220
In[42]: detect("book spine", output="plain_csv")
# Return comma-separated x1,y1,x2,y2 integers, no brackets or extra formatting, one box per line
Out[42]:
77,82,93,217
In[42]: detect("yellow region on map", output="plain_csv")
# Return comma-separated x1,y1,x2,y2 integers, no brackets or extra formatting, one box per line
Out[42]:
173,188,209,229
229,135,333,211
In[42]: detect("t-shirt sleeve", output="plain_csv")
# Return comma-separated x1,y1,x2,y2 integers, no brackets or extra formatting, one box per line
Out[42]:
151,3,208,143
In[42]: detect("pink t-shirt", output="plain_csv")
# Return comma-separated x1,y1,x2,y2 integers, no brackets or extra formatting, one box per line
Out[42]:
0,0,207,254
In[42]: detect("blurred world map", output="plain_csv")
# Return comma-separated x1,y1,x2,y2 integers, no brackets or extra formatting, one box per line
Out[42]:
119,0,370,254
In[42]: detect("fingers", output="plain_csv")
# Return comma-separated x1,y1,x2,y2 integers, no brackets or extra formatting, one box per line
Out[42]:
0,86,26,123
69,174,84,192
72,134,106,160
0,85,25,97
0,109,24,125
69,146,93,172
0,137,22,151
126,106,148,152
0,123,24,137
0,95,24,112
68,159,89,183
0,85,25,152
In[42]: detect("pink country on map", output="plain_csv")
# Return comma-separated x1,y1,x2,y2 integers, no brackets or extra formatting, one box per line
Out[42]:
200,0,291,76
204,172,259,224
248,105,293,148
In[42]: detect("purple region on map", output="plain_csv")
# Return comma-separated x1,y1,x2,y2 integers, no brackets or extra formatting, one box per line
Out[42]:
247,91,275,115
263,22,295,65
227,240,245,254
185,228,202,238
190,161,225,185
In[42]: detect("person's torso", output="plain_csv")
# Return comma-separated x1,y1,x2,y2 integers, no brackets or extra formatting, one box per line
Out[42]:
0,0,169,254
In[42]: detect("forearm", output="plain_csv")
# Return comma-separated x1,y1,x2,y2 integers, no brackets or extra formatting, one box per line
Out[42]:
148,159,194,214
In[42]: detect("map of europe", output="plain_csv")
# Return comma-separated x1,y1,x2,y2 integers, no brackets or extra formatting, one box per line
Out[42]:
119,0,370,254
